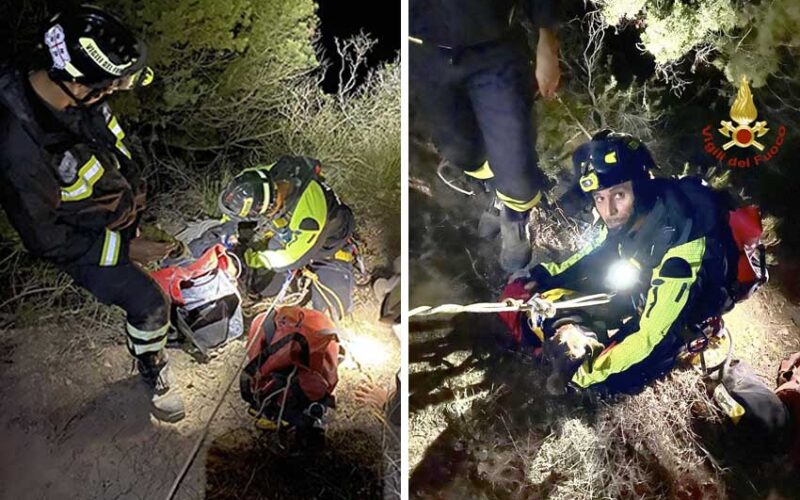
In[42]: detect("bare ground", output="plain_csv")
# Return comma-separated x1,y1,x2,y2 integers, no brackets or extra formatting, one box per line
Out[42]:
0,270,399,500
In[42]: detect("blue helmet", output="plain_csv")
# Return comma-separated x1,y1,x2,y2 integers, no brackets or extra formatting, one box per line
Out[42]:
44,5,150,90
573,130,656,193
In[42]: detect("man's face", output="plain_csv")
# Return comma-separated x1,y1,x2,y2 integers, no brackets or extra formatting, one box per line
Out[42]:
67,77,131,106
592,180,635,230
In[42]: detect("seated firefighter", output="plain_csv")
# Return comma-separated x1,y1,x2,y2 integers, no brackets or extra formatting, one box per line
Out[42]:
217,156,356,320
502,130,761,396
0,6,184,421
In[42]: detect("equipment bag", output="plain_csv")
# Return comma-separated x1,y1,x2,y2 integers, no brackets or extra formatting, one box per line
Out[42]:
713,359,791,456
728,205,769,302
150,244,243,357
240,306,340,430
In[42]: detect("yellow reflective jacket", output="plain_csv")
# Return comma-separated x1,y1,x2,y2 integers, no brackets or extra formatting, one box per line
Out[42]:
243,157,354,272
531,177,737,394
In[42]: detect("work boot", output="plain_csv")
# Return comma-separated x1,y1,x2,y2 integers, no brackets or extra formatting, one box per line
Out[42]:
478,197,503,239
499,207,532,273
136,351,186,423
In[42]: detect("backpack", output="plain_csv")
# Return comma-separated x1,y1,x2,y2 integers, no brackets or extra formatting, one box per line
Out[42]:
240,306,340,431
712,359,791,457
150,244,243,358
727,205,769,302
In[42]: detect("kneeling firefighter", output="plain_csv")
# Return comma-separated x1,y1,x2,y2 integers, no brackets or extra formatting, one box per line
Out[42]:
0,5,183,421
240,306,341,444
500,130,767,395
218,156,357,320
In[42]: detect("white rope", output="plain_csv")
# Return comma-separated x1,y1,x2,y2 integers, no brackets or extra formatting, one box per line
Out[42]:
275,365,298,433
436,163,475,196
555,93,593,140
408,293,613,319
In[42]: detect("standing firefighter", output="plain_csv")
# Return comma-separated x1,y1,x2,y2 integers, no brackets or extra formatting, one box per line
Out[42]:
501,131,766,395
410,0,561,272
218,156,356,321
0,6,184,420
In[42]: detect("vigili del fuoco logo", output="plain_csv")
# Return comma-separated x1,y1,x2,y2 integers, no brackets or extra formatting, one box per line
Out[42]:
702,76,786,168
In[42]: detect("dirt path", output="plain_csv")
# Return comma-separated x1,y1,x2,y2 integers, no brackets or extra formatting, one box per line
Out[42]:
0,293,398,499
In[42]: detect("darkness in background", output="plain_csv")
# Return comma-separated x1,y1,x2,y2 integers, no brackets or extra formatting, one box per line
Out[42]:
315,0,400,93
0,1,401,95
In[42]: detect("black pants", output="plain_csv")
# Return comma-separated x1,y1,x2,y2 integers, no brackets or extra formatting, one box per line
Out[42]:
410,34,547,209
65,262,170,357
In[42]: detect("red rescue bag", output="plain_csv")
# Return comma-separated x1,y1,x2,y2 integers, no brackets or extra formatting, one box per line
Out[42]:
240,306,340,430
728,205,769,302
150,244,243,356
150,244,238,305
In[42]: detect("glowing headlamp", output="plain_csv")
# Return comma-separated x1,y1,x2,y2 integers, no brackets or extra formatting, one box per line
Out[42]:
606,258,641,291
579,170,599,192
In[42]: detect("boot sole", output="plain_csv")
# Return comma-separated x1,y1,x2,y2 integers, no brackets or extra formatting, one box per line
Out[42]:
152,408,186,423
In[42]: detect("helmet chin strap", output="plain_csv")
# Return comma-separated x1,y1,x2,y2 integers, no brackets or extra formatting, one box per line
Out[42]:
54,79,107,108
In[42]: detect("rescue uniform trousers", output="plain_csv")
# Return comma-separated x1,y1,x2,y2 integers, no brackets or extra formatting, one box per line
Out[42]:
64,262,171,357
410,34,547,210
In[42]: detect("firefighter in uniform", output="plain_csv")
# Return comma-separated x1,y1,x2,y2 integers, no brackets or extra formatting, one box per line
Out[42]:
506,131,741,395
0,6,184,421
218,156,356,321
410,0,561,272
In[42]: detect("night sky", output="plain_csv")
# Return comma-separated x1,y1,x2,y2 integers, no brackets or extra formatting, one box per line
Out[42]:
314,0,401,93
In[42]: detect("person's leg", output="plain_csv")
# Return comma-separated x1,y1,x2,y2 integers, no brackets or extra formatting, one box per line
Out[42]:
309,260,354,321
466,42,549,272
412,47,487,174
66,262,185,422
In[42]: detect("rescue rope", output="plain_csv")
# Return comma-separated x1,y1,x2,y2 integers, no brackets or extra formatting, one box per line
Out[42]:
408,293,613,319
698,328,735,377
436,163,475,196
165,271,298,500
555,93,592,140
274,365,298,433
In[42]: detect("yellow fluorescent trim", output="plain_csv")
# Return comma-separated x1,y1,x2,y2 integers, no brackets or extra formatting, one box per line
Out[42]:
100,229,121,267
496,190,542,212
541,226,608,277
79,37,133,76
579,171,599,192
126,321,169,341
464,161,495,180
61,156,105,201
239,197,253,217
571,237,706,388
604,151,617,164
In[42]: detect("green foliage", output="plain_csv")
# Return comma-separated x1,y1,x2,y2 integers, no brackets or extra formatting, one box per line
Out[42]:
720,0,800,87
639,0,739,66
96,0,400,256
268,62,401,231
97,0,318,141
593,0,800,88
